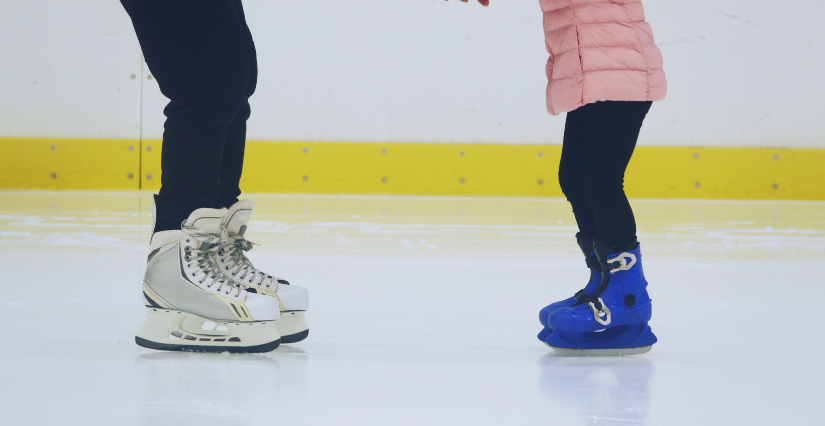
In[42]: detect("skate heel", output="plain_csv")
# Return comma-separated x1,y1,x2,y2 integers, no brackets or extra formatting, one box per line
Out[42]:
545,323,657,356
135,308,281,353
275,311,309,343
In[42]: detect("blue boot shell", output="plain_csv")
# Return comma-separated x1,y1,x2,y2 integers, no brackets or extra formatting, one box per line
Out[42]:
537,235,601,342
544,241,657,353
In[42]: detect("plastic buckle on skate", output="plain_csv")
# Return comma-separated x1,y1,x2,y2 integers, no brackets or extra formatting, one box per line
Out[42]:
589,298,612,326
607,253,637,274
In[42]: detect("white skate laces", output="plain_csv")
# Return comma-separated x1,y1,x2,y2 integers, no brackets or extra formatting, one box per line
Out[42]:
181,223,243,298
215,226,282,291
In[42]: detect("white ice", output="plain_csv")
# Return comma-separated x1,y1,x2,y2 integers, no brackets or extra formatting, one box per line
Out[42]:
1,191,824,425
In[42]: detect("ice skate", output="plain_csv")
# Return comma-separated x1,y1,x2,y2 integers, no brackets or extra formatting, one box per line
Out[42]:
135,208,282,353
543,239,657,356
537,234,602,342
214,200,310,344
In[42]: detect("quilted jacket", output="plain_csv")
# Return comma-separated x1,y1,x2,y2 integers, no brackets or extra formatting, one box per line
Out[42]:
539,0,667,115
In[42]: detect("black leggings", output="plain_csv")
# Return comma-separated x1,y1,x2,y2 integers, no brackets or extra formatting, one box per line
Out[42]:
558,101,652,250
120,0,256,232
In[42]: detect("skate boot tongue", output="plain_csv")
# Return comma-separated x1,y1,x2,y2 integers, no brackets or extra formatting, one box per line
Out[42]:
594,238,639,265
222,199,256,235
575,233,594,258
183,208,227,248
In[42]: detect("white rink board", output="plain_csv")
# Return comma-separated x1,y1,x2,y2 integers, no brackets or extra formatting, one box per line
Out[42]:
1,191,824,425
1,1,824,148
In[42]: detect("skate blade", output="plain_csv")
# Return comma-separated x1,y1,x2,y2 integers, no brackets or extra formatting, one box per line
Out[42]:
276,311,309,344
549,345,653,357
135,308,281,353
135,336,280,353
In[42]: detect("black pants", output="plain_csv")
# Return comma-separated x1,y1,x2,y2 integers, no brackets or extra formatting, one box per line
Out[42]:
558,101,652,250
120,0,256,232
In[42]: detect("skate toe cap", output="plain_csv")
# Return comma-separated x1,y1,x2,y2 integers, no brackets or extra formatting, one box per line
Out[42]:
537,326,552,342
539,296,576,326
278,284,309,312
245,292,281,321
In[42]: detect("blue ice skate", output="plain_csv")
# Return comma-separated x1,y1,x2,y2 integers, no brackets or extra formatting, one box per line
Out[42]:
544,240,657,355
537,235,602,342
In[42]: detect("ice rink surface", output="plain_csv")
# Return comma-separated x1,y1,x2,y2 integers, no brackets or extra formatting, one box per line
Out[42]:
1,191,824,425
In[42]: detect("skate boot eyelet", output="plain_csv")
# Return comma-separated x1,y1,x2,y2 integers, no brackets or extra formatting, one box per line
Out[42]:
624,294,636,306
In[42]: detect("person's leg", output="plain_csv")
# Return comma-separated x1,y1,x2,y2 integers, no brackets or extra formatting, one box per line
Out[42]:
558,104,598,240
538,104,603,339
543,101,657,354
120,0,251,232
581,101,652,250
205,2,309,343
215,0,258,210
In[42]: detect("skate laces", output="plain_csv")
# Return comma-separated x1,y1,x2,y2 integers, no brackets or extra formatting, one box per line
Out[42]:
216,230,281,291
180,223,243,297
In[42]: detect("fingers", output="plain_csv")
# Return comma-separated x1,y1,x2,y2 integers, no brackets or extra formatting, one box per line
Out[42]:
455,0,489,5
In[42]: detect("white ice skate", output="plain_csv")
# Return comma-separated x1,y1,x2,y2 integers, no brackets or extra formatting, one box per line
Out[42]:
136,208,282,353
214,200,310,343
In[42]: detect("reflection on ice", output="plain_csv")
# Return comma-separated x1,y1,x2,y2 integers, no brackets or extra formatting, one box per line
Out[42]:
135,347,309,426
538,354,655,425
136,353,279,426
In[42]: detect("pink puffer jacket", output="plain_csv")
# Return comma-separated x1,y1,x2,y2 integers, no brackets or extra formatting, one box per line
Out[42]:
540,0,667,115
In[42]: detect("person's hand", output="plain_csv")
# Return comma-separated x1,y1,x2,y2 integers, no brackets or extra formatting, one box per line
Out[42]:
455,0,490,6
